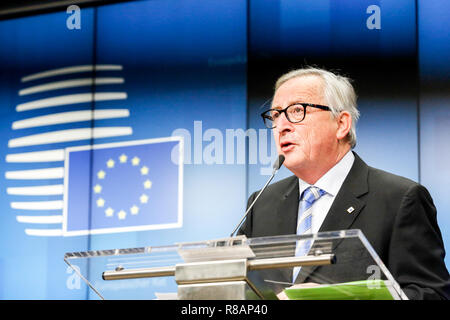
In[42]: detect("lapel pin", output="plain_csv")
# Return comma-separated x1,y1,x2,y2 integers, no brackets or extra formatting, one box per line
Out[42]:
347,206,355,214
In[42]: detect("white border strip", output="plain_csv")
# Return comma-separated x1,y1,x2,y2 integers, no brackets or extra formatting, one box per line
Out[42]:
19,77,124,96
11,200,63,210
16,92,127,112
24,229,63,236
8,127,133,148
17,215,63,224
7,184,64,196
5,167,64,180
12,109,130,129
21,64,123,82
62,136,184,236
6,149,65,163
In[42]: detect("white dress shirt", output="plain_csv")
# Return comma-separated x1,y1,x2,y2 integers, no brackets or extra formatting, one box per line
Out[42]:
297,151,355,234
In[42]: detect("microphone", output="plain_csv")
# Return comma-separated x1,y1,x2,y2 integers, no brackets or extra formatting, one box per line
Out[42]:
230,154,285,237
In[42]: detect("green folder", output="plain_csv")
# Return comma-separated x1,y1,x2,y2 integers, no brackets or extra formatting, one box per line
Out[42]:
284,280,396,300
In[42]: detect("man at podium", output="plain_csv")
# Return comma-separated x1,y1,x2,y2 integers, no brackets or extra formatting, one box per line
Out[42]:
238,67,450,300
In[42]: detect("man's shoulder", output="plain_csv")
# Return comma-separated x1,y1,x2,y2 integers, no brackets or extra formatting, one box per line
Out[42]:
367,165,419,191
250,175,298,198
269,175,299,190
353,153,420,192
367,166,435,208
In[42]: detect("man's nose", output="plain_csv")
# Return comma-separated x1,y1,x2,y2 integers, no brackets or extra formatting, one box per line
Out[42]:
276,112,294,134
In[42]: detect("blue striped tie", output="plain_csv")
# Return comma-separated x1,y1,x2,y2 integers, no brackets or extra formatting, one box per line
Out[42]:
293,186,326,283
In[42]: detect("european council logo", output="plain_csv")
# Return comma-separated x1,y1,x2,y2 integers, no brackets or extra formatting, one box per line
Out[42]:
63,137,183,236
5,64,183,236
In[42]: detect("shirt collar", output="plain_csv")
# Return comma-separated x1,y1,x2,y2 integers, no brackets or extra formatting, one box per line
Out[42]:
298,151,355,198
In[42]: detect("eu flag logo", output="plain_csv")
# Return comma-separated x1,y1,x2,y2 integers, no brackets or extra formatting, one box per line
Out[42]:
62,137,183,235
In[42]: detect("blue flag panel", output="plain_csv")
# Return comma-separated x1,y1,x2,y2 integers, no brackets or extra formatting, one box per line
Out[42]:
64,138,183,235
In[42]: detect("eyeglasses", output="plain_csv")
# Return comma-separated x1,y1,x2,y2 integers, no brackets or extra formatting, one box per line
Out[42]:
261,103,331,129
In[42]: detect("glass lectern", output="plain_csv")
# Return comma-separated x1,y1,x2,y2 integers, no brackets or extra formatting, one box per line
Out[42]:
64,229,408,300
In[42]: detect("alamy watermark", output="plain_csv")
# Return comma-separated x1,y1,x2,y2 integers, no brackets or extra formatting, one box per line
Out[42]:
366,265,382,289
66,265,81,290
66,5,81,30
366,5,381,30
171,121,277,175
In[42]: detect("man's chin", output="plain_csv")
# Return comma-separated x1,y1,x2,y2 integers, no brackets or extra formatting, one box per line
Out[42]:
282,154,308,173
282,156,302,171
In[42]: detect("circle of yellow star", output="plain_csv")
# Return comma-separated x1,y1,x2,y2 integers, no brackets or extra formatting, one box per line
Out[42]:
107,159,115,168
93,155,153,220
131,156,140,166
119,154,127,163
140,194,149,204
118,210,126,220
143,179,152,189
97,170,106,179
140,166,149,175
105,207,114,217
93,184,102,193
130,205,139,215
96,198,105,207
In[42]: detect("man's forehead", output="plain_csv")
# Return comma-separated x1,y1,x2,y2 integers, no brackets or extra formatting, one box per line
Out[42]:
272,76,325,107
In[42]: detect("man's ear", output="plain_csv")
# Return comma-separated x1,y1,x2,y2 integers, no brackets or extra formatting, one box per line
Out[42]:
336,111,352,141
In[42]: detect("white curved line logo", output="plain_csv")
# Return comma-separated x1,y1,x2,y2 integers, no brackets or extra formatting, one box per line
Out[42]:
6,64,183,237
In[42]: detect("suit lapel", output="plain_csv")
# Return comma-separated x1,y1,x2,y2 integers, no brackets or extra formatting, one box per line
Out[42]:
272,154,370,237
318,190,366,233
296,153,369,284
275,176,299,235
271,177,299,284
319,152,369,232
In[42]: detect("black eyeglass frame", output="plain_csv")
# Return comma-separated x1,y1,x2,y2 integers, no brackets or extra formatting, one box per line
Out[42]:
260,103,331,129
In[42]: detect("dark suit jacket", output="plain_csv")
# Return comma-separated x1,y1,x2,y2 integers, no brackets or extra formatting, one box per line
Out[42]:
239,153,450,300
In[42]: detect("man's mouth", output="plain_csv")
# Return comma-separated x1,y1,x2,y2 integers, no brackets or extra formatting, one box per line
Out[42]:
280,141,295,152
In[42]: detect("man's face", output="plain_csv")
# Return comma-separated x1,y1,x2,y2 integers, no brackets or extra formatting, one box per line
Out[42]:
271,75,340,177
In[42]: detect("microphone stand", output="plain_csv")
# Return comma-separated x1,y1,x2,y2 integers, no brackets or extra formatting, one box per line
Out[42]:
230,155,285,237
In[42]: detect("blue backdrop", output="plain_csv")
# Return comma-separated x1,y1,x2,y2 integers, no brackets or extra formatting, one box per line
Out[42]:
0,0,448,299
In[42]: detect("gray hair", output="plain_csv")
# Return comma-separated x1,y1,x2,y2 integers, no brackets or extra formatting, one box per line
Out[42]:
275,67,360,148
